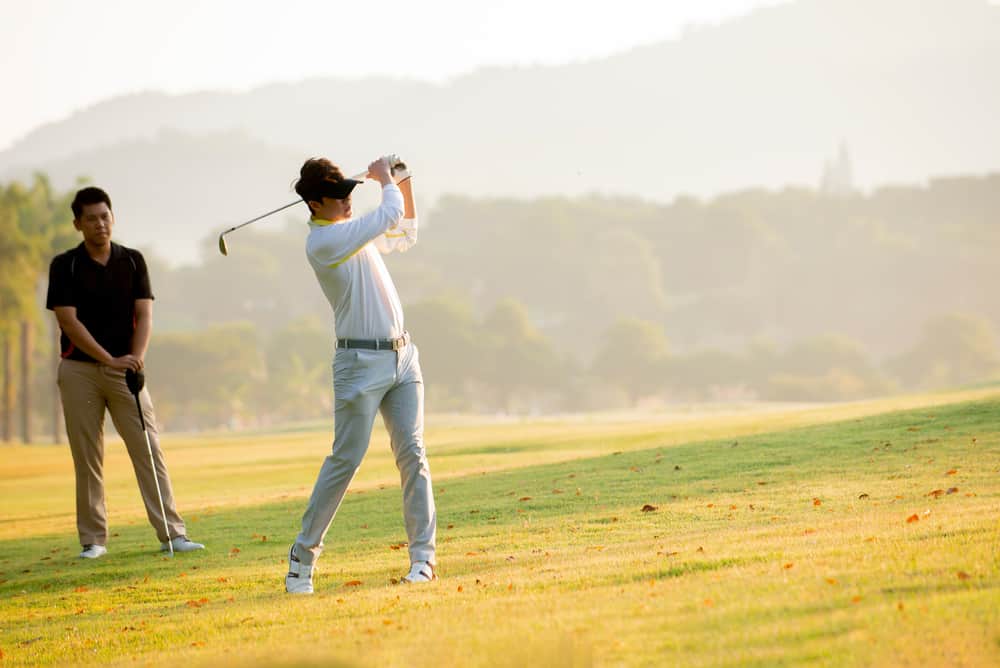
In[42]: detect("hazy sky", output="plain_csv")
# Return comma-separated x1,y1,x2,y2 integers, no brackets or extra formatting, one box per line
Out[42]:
1,0,785,150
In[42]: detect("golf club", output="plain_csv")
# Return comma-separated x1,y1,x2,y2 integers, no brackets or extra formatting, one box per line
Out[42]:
218,167,370,256
125,369,174,558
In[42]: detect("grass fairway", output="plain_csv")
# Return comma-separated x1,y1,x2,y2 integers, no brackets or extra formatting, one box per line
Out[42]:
1,389,998,667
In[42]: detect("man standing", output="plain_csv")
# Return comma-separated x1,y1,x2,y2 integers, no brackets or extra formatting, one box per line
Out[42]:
46,186,204,559
285,156,436,594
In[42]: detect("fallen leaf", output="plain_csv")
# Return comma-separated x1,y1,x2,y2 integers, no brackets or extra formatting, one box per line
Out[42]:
191,641,205,648
864,537,876,543
551,489,563,494
74,586,88,593
812,498,822,506
447,524,454,529
906,514,920,523
703,598,713,607
343,580,362,587
456,585,463,592
696,546,705,553
229,547,240,556
216,577,229,583
803,528,816,535
706,503,714,508
465,552,478,556
641,504,657,512
946,487,959,495
825,578,838,585
957,571,971,581
946,469,957,475
783,563,794,570
897,602,904,611
186,598,208,608
518,496,532,502
851,595,862,604
927,489,945,498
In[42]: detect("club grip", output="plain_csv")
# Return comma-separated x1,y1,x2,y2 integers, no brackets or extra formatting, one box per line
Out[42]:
125,369,145,395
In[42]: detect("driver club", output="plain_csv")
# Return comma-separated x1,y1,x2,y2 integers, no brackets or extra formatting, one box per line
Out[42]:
125,368,174,558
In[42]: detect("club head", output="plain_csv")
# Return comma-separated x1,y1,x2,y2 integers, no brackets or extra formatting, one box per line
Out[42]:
218,233,229,256
125,369,145,395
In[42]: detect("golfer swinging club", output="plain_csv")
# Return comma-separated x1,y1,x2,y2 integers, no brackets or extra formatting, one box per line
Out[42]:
285,155,436,594
46,187,204,559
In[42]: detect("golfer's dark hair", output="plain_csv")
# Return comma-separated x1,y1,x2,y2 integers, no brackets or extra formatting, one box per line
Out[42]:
295,158,345,213
71,187,112,219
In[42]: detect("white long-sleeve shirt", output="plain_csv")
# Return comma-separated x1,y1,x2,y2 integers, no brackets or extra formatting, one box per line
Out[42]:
305,183,417,339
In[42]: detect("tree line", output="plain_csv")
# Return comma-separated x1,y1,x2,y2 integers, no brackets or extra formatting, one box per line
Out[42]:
1,173,999,436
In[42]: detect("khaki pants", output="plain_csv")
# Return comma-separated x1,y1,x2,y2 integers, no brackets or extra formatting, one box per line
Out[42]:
58,359,186,546
294,343,436,566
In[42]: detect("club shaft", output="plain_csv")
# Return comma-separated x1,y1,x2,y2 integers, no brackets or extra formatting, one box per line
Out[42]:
135,393,173,556
221,171,369,235
222,199,302,235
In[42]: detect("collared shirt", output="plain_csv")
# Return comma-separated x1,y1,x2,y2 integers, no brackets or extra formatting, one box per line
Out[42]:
305,183,418,340
46,242,154,362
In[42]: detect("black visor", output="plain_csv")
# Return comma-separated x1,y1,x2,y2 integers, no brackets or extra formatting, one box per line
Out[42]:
315,178,362,200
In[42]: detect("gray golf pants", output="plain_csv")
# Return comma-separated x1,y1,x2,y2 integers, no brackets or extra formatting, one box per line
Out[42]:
293,342,436,566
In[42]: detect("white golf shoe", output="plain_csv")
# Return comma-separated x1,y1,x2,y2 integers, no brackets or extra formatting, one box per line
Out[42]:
400,561,436,583
79,544,107,559
160,536,205,553
285,546,314,594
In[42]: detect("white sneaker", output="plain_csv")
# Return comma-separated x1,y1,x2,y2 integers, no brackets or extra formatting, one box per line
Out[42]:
400,561,436,583
79,544,107,559
160,536,205,553
285,546,314,594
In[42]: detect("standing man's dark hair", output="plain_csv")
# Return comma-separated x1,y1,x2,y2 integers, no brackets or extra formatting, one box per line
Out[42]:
46,186,205,559
70,186,112,219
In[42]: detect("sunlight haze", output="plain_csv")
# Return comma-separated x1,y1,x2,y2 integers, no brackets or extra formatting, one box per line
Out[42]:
1,0,781,150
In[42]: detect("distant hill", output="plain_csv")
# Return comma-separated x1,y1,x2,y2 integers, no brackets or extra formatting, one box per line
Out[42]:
3,0,999,262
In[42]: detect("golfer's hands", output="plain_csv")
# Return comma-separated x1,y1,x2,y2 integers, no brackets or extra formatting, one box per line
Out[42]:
107,354,143,372
367,157,393,186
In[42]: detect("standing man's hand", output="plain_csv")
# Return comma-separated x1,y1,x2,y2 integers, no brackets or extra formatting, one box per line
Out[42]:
107,354,143,372
367,157,393,186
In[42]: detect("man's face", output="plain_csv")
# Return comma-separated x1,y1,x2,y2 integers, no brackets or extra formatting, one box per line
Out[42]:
74,202,114,246
311,195,352,223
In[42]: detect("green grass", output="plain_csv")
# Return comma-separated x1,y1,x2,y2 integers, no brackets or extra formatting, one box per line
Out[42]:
1,389,998,667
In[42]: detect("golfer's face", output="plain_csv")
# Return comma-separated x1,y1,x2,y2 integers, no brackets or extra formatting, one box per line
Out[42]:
75,202,114,245
315,195,352,222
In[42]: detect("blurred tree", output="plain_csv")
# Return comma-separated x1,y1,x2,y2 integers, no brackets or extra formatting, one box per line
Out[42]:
145,322,264,429
260,316,334,421
0,193,38,441
480,298,565,413
888,313,1000,389
591,318,669,405
1,176,77,442
405,295,481,405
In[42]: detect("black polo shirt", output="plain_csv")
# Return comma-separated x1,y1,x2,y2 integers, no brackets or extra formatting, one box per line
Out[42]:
46,242,154,363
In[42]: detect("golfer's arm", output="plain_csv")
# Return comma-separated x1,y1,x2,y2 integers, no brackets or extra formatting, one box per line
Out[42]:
131,299,153,360
309,185,405,266
399,178,416,220
53,306,115,365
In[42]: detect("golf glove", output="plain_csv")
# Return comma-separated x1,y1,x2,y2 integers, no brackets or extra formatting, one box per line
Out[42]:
383,154,411,184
